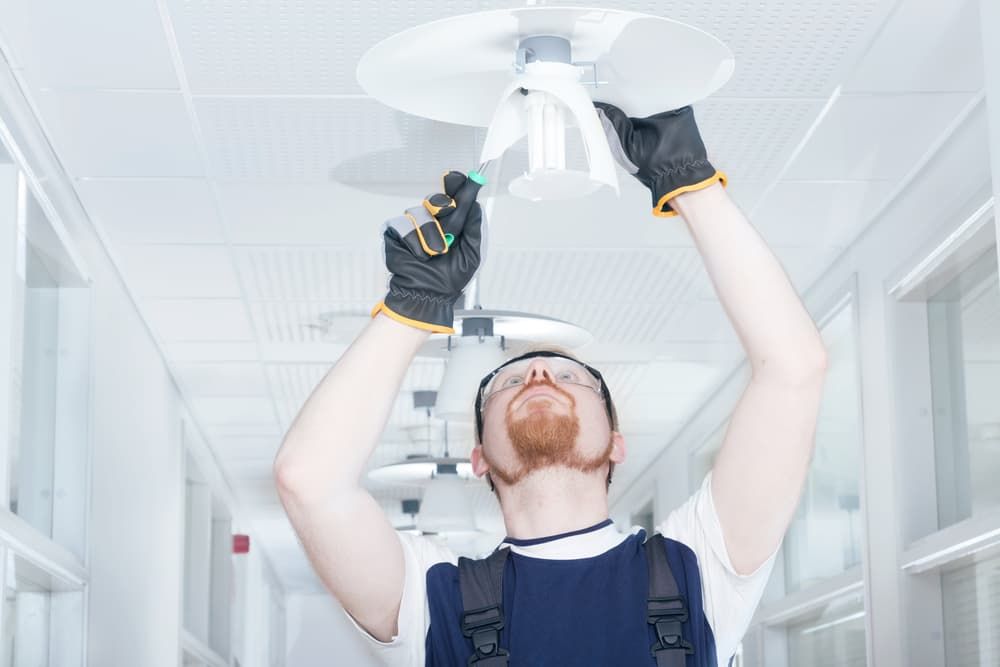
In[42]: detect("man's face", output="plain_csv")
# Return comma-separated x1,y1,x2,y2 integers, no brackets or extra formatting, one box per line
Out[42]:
475,357,618,487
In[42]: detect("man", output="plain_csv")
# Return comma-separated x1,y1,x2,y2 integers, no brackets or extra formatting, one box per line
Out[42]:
274,103,829,665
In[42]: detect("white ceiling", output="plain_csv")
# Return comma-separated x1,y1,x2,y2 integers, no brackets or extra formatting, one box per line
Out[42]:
0,0,989,591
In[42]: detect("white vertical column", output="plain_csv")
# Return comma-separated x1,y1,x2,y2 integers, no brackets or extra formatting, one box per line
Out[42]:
856,271,906,666
50,286,91,560
974,8,1000,661
209,515,232,659
184,476,212,644
0,164,18,498
981,0,1000,267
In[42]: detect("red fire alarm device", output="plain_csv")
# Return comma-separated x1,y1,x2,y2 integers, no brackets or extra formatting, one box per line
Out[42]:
233,534,250,554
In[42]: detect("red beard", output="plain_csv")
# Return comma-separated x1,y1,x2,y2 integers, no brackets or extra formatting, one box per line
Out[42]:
485,380,613,487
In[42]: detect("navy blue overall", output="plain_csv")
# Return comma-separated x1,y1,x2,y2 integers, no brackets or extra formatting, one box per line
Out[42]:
423,521,718,666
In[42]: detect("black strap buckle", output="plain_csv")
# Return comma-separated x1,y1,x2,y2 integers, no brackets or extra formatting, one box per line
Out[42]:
647,596,694,657
462,605,509,665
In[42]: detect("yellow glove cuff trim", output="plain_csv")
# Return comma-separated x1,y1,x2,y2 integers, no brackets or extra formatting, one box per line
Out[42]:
370,301,455,334
652,170,729,218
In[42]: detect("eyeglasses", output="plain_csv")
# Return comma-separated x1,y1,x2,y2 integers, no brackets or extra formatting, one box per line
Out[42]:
481,356,601,403
474,350,614,442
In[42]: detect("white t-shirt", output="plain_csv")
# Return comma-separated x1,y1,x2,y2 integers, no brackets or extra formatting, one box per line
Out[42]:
344,471,778,666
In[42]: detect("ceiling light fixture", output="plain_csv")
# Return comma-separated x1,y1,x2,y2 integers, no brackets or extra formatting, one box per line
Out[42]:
357,6,733,200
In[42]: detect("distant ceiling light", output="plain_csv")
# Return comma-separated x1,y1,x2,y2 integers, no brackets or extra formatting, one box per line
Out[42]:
422,309,594,423
417,472,478,534
357,6,733,200
368,454,475,486
435,333,507,422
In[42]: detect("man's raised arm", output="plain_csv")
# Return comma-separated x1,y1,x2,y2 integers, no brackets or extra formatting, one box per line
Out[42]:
273,170,485,642
594,102,828,576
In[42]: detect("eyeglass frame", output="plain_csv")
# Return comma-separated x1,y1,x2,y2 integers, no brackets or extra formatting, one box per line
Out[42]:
473,350,615,443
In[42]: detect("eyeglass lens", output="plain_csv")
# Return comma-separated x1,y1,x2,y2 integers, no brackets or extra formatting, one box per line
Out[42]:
483,357,601,401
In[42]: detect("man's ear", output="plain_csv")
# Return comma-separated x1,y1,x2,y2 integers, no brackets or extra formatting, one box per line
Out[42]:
610,431,626,465
471,444,490,477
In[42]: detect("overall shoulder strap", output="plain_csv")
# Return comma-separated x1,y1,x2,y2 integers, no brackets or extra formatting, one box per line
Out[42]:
458,547,510,666
645,534,695,667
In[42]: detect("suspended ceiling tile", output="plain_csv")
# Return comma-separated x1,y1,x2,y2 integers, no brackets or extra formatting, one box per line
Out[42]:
596,362,649,406
845,0,983,93
172,362,270,397
694,244,847,302
116,245,241,298
751,180,896,247
191,397,277,427
163,341,261,362
723,180,770,215
204,420,284,438
620,390,714,424
211,435,282,460
216,183,415,245
250,302,352,346
194,97,476,182
631,361,725,398
483,178,698,249
233,246,384,301
479,248,702,305
702,0,886,98
33,91,203,177
224,458,277,482
696,98,828,184
263,361,448,430
75,179,225,244
0,0,177,90
531,302,685,346
786,92,978,181
662,301,740,343
264,364,328,415
166,0,479,94
143,298,254,342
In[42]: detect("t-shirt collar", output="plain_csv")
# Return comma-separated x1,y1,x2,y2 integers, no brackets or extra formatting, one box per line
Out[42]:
499,519,634,560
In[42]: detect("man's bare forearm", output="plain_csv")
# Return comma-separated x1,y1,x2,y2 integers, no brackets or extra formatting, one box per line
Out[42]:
273,313,430,501
672,183,827,376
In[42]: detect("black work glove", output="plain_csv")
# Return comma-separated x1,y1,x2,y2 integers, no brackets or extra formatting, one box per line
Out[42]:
593,102,727,217
371,170,485,334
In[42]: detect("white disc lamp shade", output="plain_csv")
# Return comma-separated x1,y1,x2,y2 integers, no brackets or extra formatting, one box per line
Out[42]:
368,456,475,486
416,474,478,534
435,336,507,422
356,6,734,201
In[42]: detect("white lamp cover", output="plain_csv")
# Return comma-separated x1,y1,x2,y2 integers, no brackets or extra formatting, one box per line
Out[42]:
480,61,619,200
367,458,475,485
435,337,507,421
417,475,477,533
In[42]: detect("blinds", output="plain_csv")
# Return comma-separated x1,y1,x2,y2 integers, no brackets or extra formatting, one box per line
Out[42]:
942,555,1000,666
787,598,867,667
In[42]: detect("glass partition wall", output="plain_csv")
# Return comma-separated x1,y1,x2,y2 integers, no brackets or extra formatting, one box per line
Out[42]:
892,207,1000,667
0,133,90,664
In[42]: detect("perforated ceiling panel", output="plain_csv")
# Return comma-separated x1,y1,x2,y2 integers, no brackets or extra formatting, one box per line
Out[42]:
196,97,478,182
479,248,703,305
167,0,481,94
234,246,385,301
266,357,447,429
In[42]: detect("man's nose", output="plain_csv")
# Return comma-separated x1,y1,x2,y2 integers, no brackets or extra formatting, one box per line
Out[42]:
525,360,555,384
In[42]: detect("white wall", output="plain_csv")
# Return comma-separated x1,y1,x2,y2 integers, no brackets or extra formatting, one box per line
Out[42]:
285,594,377,667
0,46,283,667
84,229,185,666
